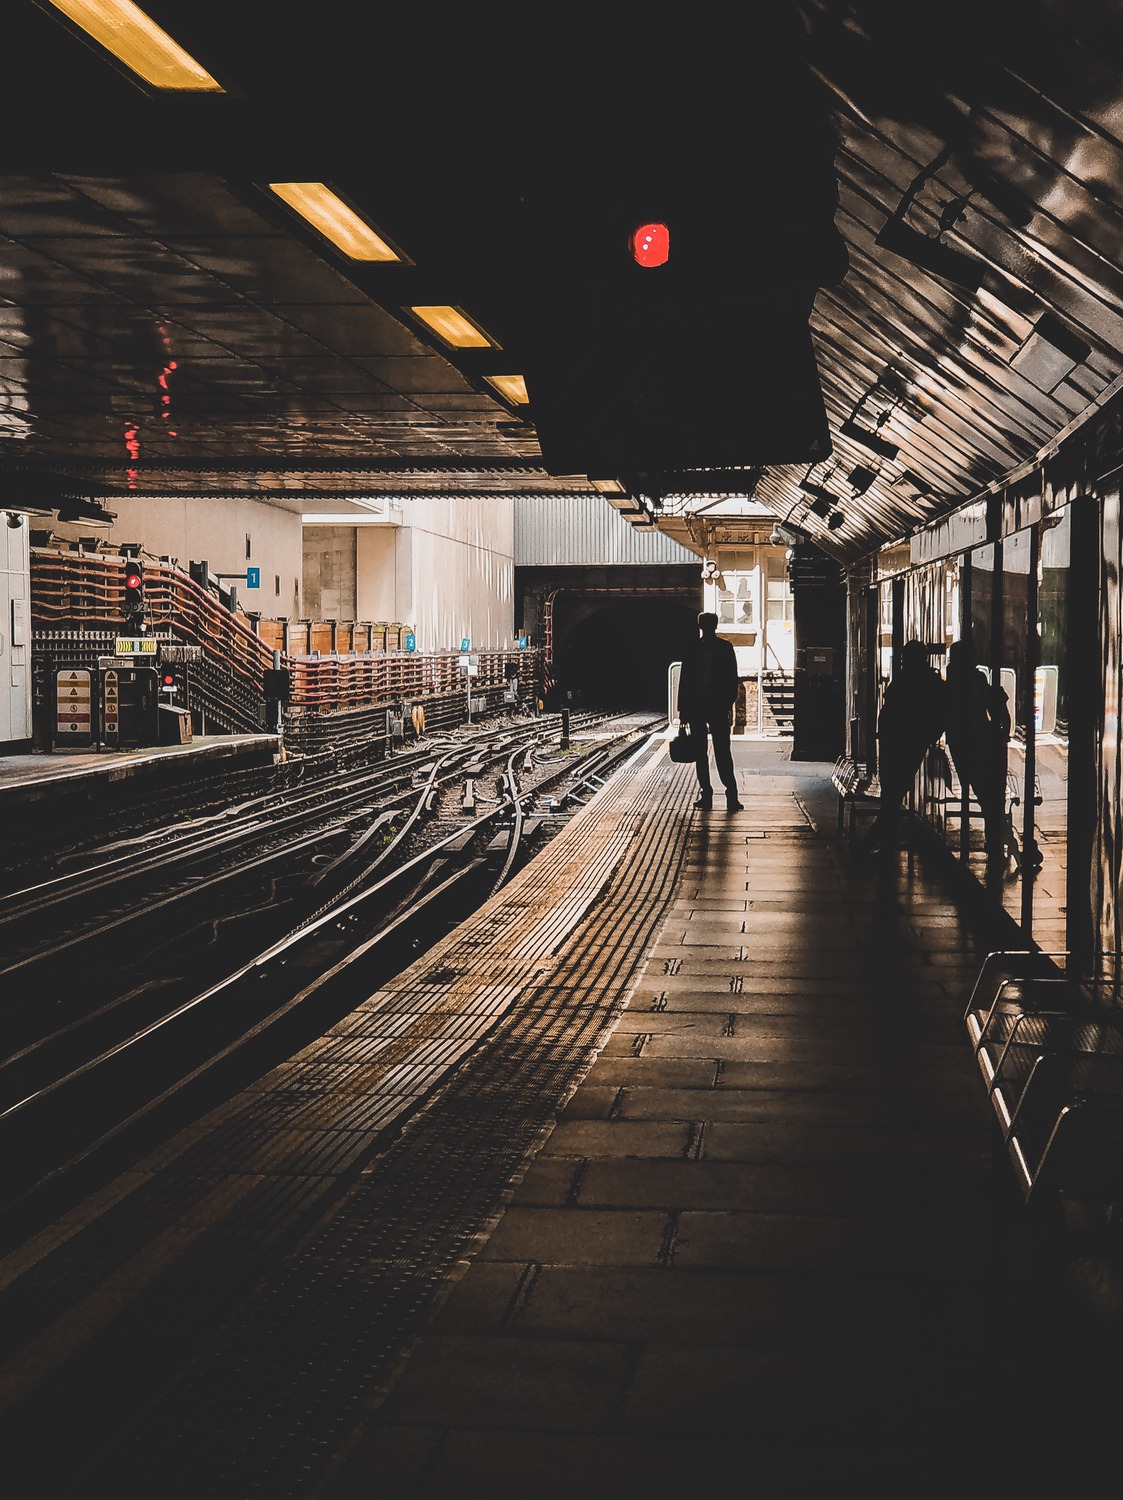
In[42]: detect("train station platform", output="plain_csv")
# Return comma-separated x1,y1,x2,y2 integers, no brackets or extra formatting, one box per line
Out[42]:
0,733,281,865
2,737,1120,1496
0,734,280,805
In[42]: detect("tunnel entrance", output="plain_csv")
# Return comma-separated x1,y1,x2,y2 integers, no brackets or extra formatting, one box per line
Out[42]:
553,596,700,712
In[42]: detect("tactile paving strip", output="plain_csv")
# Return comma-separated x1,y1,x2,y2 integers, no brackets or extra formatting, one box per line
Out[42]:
0,737,699,1496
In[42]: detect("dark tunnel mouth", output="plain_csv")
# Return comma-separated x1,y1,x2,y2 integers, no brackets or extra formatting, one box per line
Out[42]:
552,596,701,711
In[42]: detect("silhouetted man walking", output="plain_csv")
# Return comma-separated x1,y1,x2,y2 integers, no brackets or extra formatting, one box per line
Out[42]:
677,611,743,811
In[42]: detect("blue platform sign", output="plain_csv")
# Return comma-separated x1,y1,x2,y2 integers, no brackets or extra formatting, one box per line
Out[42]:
246,567,260,588
517,636,528,649
460,636,471,651
404,632,417,651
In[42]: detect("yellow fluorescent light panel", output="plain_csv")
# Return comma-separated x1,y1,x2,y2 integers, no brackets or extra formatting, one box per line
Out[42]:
268,183,402,262
48,1,224,90
485,374,529,404
410,306,496,350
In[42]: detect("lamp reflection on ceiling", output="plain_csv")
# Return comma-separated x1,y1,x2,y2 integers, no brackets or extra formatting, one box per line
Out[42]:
124,424,140,490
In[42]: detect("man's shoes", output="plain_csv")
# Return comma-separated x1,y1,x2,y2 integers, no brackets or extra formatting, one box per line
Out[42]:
725,795,744,812
693,793,713,810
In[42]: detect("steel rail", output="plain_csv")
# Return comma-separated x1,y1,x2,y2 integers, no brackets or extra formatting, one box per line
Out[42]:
0,713,598,962
0,805,524,1206
1,716,651,1096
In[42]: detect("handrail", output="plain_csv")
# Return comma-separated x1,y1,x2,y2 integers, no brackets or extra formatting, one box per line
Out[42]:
762,639,790,675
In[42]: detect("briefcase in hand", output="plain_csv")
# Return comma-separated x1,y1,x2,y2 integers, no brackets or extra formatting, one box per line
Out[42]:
668,723,697,763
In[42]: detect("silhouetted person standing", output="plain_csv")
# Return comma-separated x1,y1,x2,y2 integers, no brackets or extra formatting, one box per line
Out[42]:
864,640,946,852
677,611,743,811
945,636,1011,869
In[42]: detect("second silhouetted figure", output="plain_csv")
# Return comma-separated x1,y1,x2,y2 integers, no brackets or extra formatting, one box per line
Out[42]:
863,639,946,853
677,611,743,811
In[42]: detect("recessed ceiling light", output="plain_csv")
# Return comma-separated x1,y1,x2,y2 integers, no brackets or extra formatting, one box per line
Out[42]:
484,374,529,404
410,306,497,350
268,183,403,262
47,0,224,91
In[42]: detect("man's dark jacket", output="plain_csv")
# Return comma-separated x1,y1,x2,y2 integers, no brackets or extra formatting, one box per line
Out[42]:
677,634,739,722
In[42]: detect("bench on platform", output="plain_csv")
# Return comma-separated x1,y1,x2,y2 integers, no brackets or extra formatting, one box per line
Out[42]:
831,756,879,838
964,951,1123,1209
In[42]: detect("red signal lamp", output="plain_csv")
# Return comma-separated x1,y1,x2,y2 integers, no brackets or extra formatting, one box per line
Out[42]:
162,672,176,687
629,222,670,268
126,571,142,590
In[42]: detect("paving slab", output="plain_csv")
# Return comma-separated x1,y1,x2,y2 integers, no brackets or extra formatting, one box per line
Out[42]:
326,740,1103,1498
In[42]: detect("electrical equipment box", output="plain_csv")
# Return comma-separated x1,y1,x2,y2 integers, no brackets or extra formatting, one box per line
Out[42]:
1,513,32,747
98,658,159,748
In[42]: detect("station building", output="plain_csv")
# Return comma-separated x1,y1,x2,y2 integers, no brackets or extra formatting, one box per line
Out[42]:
3,3,1123,1494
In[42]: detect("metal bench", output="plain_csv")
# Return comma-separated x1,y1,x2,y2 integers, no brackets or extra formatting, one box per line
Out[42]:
831,756,879,838
964,950,1123,1208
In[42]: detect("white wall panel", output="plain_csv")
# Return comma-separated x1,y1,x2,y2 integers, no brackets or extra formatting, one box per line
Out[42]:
407,497,514,651
515,494,695,566
0,512,31,742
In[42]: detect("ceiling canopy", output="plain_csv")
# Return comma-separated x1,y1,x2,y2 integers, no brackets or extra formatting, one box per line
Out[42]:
1,1,1121,559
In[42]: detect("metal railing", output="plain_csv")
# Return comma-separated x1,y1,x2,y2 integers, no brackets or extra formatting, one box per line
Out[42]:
30,548,545,719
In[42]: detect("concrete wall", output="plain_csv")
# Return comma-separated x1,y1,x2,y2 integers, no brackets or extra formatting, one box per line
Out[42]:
46,491,512,645
302,526,357,620
355,526,398,622
50,496,304,618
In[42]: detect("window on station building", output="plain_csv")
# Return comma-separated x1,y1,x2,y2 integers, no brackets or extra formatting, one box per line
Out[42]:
717,575,756,627
765,574,793,624
712,549,759,632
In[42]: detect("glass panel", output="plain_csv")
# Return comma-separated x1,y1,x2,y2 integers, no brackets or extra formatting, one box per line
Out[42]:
877,578,894,705
899,560,960,845
946,543,1001,876
1033,507,1070,948
1000,529,1033,924
944,559,960,653
970,543,996,666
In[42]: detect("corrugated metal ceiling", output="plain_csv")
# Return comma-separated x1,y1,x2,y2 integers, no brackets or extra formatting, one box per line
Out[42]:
1,1,1120,562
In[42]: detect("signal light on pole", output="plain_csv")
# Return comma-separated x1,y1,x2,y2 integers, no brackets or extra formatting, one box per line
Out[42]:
263,667,292,702
629,222,670,268
123,555,145,625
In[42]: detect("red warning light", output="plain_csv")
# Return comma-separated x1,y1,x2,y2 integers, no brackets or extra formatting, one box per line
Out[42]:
630,222,670,268
163,672,176,687
126,571,142,591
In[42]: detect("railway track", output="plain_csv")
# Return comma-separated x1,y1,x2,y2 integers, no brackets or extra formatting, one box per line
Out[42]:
0,712,617,1005
0,712,661,1226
